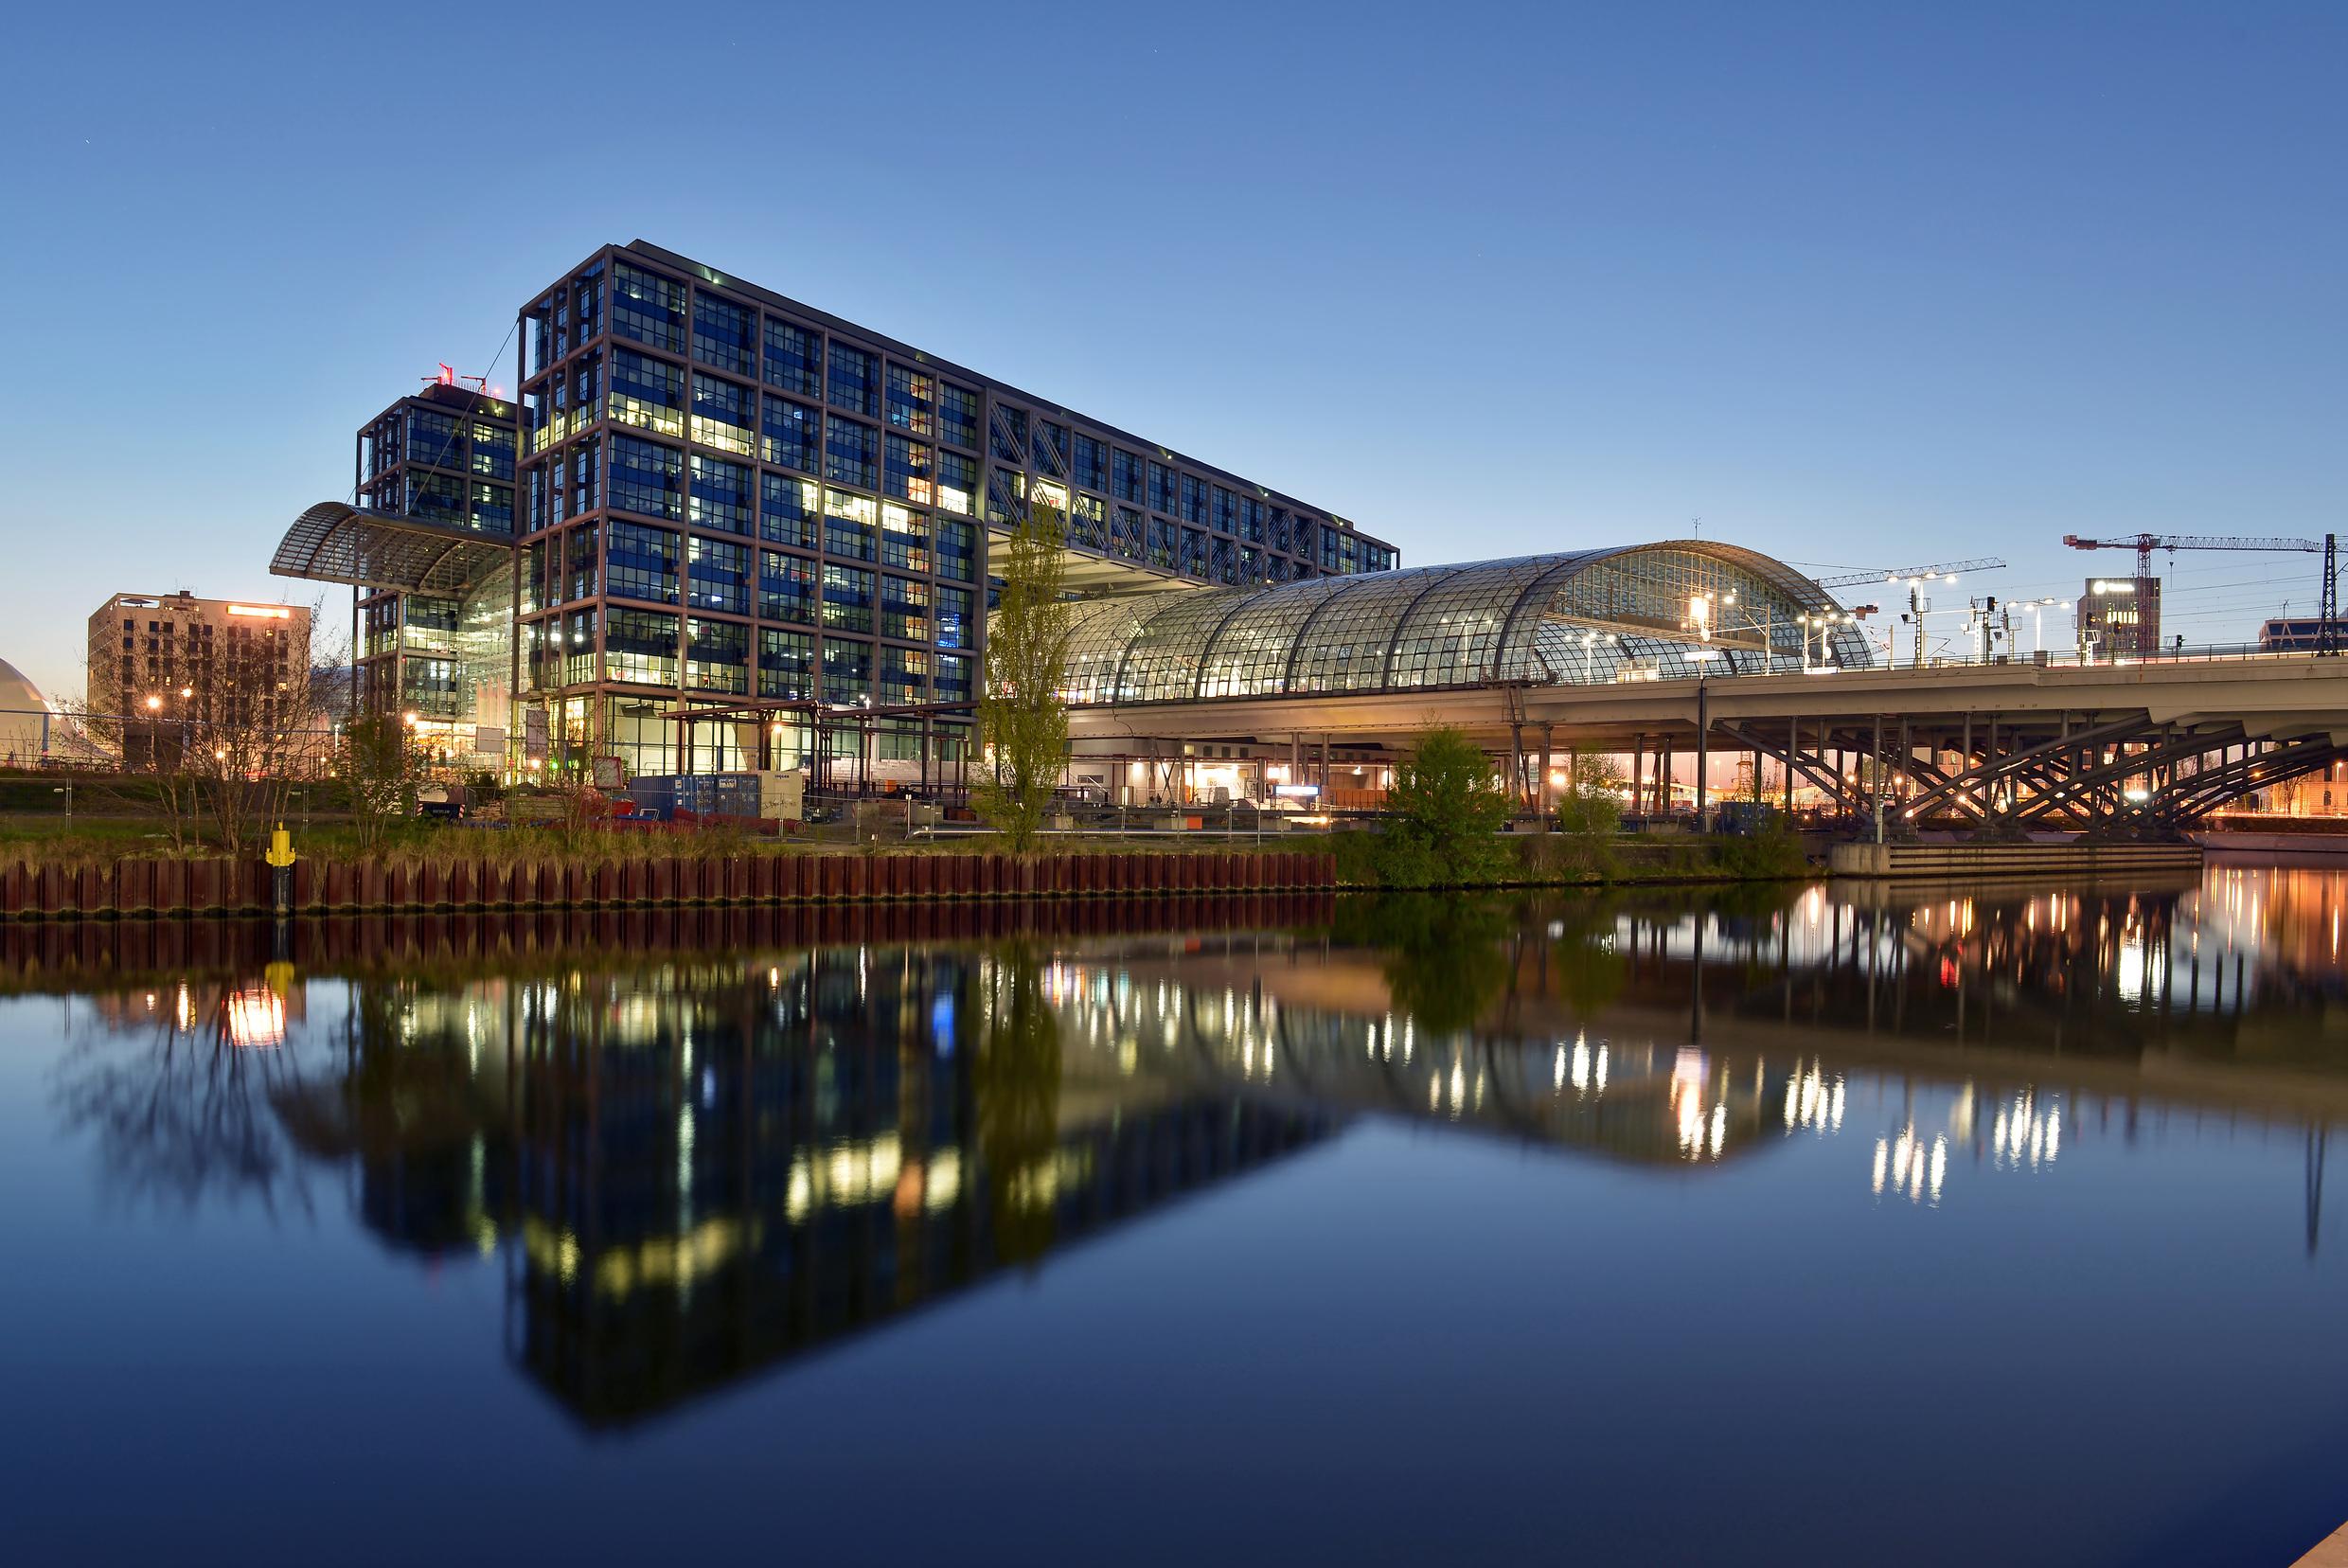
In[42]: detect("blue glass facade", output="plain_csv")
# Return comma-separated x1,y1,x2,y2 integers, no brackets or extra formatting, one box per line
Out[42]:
516,241,1398,776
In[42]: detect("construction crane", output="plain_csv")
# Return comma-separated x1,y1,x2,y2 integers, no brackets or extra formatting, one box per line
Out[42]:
2062,532,2339,655
1812,557,2005,590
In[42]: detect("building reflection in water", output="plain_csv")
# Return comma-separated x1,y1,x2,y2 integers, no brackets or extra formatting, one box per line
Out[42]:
33,863,2348,1422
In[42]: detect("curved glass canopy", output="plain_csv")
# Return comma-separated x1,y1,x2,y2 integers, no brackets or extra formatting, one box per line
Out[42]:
1059,542,1872,705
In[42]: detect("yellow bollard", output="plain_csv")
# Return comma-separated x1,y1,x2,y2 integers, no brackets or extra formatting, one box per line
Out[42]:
265,822,296,917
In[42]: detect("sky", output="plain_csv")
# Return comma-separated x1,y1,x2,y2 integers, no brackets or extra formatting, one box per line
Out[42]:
1,1,2340,701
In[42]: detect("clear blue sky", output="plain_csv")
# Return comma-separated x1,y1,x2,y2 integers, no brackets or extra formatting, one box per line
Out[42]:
2,1,2340,700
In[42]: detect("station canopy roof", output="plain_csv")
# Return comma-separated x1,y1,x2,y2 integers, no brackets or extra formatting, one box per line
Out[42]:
271,502,512,597
1058,541,1868,706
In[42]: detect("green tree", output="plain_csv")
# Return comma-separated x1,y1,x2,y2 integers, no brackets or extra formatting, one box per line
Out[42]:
1381,725,1511,885
975,510,1076,852
1550,746,1625,878
340,712,423,854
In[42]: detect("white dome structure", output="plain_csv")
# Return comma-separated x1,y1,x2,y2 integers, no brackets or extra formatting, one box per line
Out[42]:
0,658,62,765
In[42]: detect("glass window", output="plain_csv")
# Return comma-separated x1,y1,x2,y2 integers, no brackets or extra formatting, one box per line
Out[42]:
405,472,467,526
1112,448,1146,504
879,644,929,704
761,395,820,473
610,349,685,437
1147,460,1178,516
763,318,822,399
690,373,755,455
761,473,817,548
1073,433,1108,493
883,434,934,504
758,628,814,700
1033,419,1069,478
1181,528,1209,578
608,436,684,520
933,651,971,704
470,421,516,482
759,550,816,624
567,437,600,518
692,294,756,377
471,480,514,535
1112,506,1146,561
821,635,872,704
823,489,877,561
1147,518,1179,571
406,407,462,469
1216,487,1240,535
688,454,753,535
560,607,596,687
822,564,874,633
938,383,981,450
1182,473,1212,526
606,520,680,604
987,466,1025,526
613,262,685,354
685,616,749,693
885,364,934,437
565,522,600,602
604,606,680,685
1071,491,1108,551
827,343,879,417
880,574,931,642
936,584,973,650
937,520,978,583
989,403,1027,466
879,503,930,573
687,535,749,614
935,450,978,516
825,416,877,490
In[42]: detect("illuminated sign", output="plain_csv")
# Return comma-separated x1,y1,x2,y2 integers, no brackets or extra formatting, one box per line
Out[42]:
1273,783,1321,798
226,604,293,619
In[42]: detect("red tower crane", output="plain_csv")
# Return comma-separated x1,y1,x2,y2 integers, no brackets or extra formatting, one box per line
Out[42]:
2061,532,2340,655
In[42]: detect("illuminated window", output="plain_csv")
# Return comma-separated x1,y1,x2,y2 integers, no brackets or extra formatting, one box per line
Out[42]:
879,644,929,703
687,535,749,614
883,435,934,504
879,504,930,573
936,585,973,649
685,616,749,693
603,607,680,685
885,364,934,437
934,652,971,704
816,490,874,567
987,467,1026,526
761,473,817,549
610,350,685,437
935,449,978,516
690,373,755,455
688,454,753,535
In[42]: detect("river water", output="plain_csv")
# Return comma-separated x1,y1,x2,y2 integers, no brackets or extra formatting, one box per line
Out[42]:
3,862,2345,1565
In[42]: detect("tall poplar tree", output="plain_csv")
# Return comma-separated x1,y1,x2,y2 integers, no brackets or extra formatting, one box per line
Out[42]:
975,511,1075,851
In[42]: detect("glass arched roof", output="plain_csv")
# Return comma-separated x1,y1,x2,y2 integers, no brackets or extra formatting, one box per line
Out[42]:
1059,542,1871,705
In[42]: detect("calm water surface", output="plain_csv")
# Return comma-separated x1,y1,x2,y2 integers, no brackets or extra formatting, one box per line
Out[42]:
5,863,2347,1565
